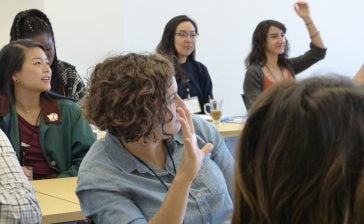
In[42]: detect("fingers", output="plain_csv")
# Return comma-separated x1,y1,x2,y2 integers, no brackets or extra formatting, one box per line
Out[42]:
184,138,213,161
294,1,308,11
178,109,192,140
22,166,31,177
176,95,195,134
184,107,195,134
183,138,195,157
200,143,213,156
294,2,299,11
295,0,308,5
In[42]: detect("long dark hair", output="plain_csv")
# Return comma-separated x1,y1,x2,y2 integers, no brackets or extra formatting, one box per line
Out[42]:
245,20,290,68
156,15,198,84
233,76,364,224
0,39,44,105
10,9,63,95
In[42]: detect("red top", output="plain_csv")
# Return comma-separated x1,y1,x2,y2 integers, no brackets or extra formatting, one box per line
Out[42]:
18,115,57,179
263,70,293,90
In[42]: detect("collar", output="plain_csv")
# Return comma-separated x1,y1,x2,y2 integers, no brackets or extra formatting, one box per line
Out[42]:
104,132,184,174
0,93,62,124
40,94,62,124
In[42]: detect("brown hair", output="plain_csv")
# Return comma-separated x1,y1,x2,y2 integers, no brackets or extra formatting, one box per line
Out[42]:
0,39,44,104
156,15,199,84
233,76,364,224
82,53,175,142
245,20,289,68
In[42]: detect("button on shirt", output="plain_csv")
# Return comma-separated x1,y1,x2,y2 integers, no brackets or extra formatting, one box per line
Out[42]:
76,115,234,224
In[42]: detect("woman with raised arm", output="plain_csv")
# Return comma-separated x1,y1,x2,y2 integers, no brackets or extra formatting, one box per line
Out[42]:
243,1,326,109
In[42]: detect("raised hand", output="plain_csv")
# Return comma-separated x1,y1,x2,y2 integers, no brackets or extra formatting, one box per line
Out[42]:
294,1,311,20
175,96,213,182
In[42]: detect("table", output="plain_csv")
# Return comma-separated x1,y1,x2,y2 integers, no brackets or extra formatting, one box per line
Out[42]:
32,177,84,223
217,122,244,137
32,177,79,204
36,192,84,224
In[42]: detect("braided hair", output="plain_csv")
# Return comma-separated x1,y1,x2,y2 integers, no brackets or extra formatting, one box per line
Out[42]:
10,9,63,95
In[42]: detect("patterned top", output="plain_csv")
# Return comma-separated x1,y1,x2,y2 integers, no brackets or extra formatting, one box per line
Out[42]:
58,60,86,101
0,129,41,224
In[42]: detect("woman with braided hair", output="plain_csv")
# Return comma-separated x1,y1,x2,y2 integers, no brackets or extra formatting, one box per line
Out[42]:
10,9,86,100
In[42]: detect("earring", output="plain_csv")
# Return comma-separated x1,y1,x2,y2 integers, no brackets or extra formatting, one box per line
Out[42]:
15,79,19,83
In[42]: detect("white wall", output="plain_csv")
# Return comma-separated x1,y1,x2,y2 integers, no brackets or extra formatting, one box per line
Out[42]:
43,0,124,77
0,0,43,45
1,0,364,116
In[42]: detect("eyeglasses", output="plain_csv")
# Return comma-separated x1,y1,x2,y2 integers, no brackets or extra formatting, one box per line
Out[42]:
175,32,199,39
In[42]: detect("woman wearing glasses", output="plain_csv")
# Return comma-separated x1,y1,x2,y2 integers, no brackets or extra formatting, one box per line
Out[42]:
157,15,213,114
243,1,326,110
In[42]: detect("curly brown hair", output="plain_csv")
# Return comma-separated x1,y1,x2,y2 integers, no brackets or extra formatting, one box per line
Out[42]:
82,53,175,142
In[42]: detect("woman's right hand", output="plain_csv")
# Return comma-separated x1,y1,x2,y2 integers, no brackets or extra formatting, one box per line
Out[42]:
176,97,213,183
294,1,311,21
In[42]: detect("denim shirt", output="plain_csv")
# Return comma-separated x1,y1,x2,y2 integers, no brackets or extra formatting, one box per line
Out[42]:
76,115,234,224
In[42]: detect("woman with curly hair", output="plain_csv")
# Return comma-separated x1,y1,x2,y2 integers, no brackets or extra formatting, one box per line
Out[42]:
76,53,234,223
243,1,326,109
234,76,364,224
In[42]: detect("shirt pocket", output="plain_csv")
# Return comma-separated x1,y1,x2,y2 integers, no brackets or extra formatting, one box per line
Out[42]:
196,157,228,194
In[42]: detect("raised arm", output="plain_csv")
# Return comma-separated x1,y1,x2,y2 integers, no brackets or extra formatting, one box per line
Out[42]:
149,97,213,224
294,1,325,49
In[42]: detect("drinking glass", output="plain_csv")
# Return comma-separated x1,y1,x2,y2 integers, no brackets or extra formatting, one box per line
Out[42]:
203,99,223,127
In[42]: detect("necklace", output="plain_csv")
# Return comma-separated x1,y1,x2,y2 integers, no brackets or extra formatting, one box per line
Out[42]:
133,144,183,223
16,101,42,124
133,146,177,191
265,65,285,82
16,101,37,113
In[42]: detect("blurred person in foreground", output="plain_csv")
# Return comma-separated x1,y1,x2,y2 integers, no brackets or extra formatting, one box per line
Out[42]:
234,76,364,224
